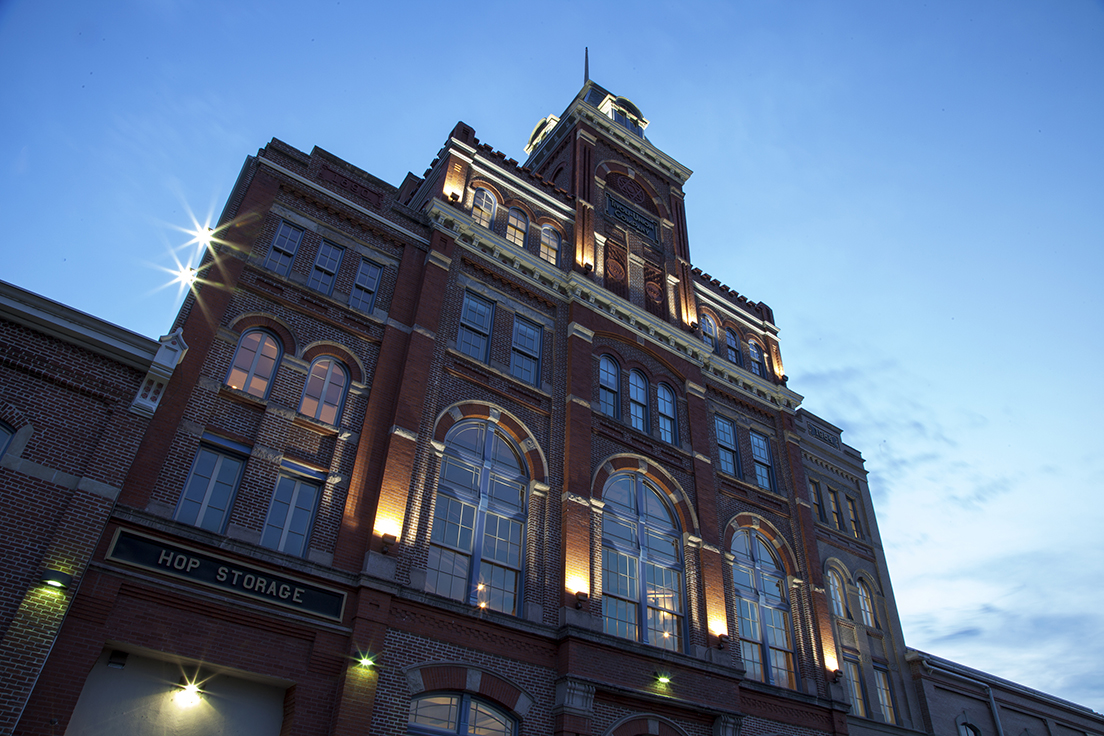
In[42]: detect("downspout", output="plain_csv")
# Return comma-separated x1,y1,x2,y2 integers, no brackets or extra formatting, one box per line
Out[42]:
915,654,1005,736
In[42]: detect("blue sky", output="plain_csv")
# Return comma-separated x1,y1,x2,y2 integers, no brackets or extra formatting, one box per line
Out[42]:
2,0,1102,713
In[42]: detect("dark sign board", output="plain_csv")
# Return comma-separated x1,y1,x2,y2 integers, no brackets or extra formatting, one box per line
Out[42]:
606,195,659,242
107,529,346,621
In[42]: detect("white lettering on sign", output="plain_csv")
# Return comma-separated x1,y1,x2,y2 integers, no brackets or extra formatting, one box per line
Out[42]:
213,565,305,603
158,550,200,573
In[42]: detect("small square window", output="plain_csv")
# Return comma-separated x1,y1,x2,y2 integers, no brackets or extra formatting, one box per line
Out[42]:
349,259,382,312
307,241,344,295
264,221,303,277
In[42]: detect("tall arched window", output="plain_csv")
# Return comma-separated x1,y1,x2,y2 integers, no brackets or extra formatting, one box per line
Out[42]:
748,339,766,377
628,370,648,432
858,580,876,627
408,694,514,735
599,356,620,418
505,208,528,247
539,226,560,264
827,569,848,617
426,420,527,615
472,188,495,228
701,315,717,350
602,472,683,651
226,330,281,398
657,384,677,445
725,329,742,365
732,529,796,688
299,357,349,425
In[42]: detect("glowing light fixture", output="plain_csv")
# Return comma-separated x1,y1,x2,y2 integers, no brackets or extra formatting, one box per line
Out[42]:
176,678,203,707
40,569,72,589
358,655,374,668
654,672,671,685
717,634,731,650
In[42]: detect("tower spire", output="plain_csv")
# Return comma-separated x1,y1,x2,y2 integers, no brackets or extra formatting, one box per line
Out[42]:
584,47,589,83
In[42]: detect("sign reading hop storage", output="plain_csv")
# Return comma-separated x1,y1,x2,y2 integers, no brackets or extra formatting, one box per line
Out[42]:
107,529,346,621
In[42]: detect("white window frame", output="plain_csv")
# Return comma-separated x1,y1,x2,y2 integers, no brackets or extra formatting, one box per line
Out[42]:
505,208,528,247
350,258,382,312
175,446,245,533
225,329,281,398
458,292,494,362
472,188,495,228
307,240,344,295
264,221,303,276
261,472,321,557
299,357,349,425
539,226,560,264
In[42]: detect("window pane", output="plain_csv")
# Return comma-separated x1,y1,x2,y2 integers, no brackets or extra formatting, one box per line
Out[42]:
409,695,459,729
875,669,896,724
426,545,470,602
469,700,512,736
741,640,763,681
350,259,381,312
602,548,638,600
540,227,559,264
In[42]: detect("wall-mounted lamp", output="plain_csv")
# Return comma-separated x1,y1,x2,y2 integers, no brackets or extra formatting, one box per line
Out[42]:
716,634,731,650
654,672,671,685
831,669,843,684
380,533,397,555
689,321,698,331
357,654,375,669
584,263,593,273
107,650,129,670
176,677,203,707
40,569,72,589
575,590,589,609
449,192,460,203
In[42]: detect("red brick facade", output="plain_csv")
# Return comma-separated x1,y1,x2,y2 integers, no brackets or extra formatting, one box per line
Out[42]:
9,81,1101,736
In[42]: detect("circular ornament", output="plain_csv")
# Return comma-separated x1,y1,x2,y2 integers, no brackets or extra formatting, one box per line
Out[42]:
614,175,646,205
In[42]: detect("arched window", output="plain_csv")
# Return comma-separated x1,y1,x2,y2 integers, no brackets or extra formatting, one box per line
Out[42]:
628,370,648,432
601,473,683,651
657,384,677,445
701,315,717,350
858,580,876,627
539,226,560,264
472,188,495,228
748,339,766,377
408,693,514,735
827,569,848,617
505,208,528,247
426,420,527,615
599,356,620,418
299,358,349,425
226,330,281,398
725,329,742,365
732,529,796,688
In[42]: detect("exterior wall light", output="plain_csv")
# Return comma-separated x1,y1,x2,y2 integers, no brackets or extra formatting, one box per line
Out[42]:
831,668,843,683
575,591,589,609
654,672,671,685
717,634,731,650
357,655,374,668
40,570,72,589
380,533,397,555
176,678,203,707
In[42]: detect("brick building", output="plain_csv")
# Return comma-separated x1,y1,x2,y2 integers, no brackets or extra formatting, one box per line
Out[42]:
10,81,1103,736
0,280,185,733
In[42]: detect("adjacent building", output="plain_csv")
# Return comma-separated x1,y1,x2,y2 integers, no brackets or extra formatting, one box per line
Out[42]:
7,80,1101,736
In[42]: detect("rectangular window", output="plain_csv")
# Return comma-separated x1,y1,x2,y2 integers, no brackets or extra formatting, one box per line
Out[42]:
458,292,494,362
715,416,740,477
427,493,476,602
828,490,845,531
602,548,639,641
261,474,320,557
874,668,896,724
509,317,541,385
307,241,344,295
264,221,303,276
750,431,774,491
175,447,244,533
349,258,382,312
845,659,866,717
846,496,864,539
477,512,523,615
810,479,826,522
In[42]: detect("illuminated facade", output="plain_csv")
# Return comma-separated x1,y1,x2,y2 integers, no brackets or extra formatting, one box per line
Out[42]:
11,81,1103,736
